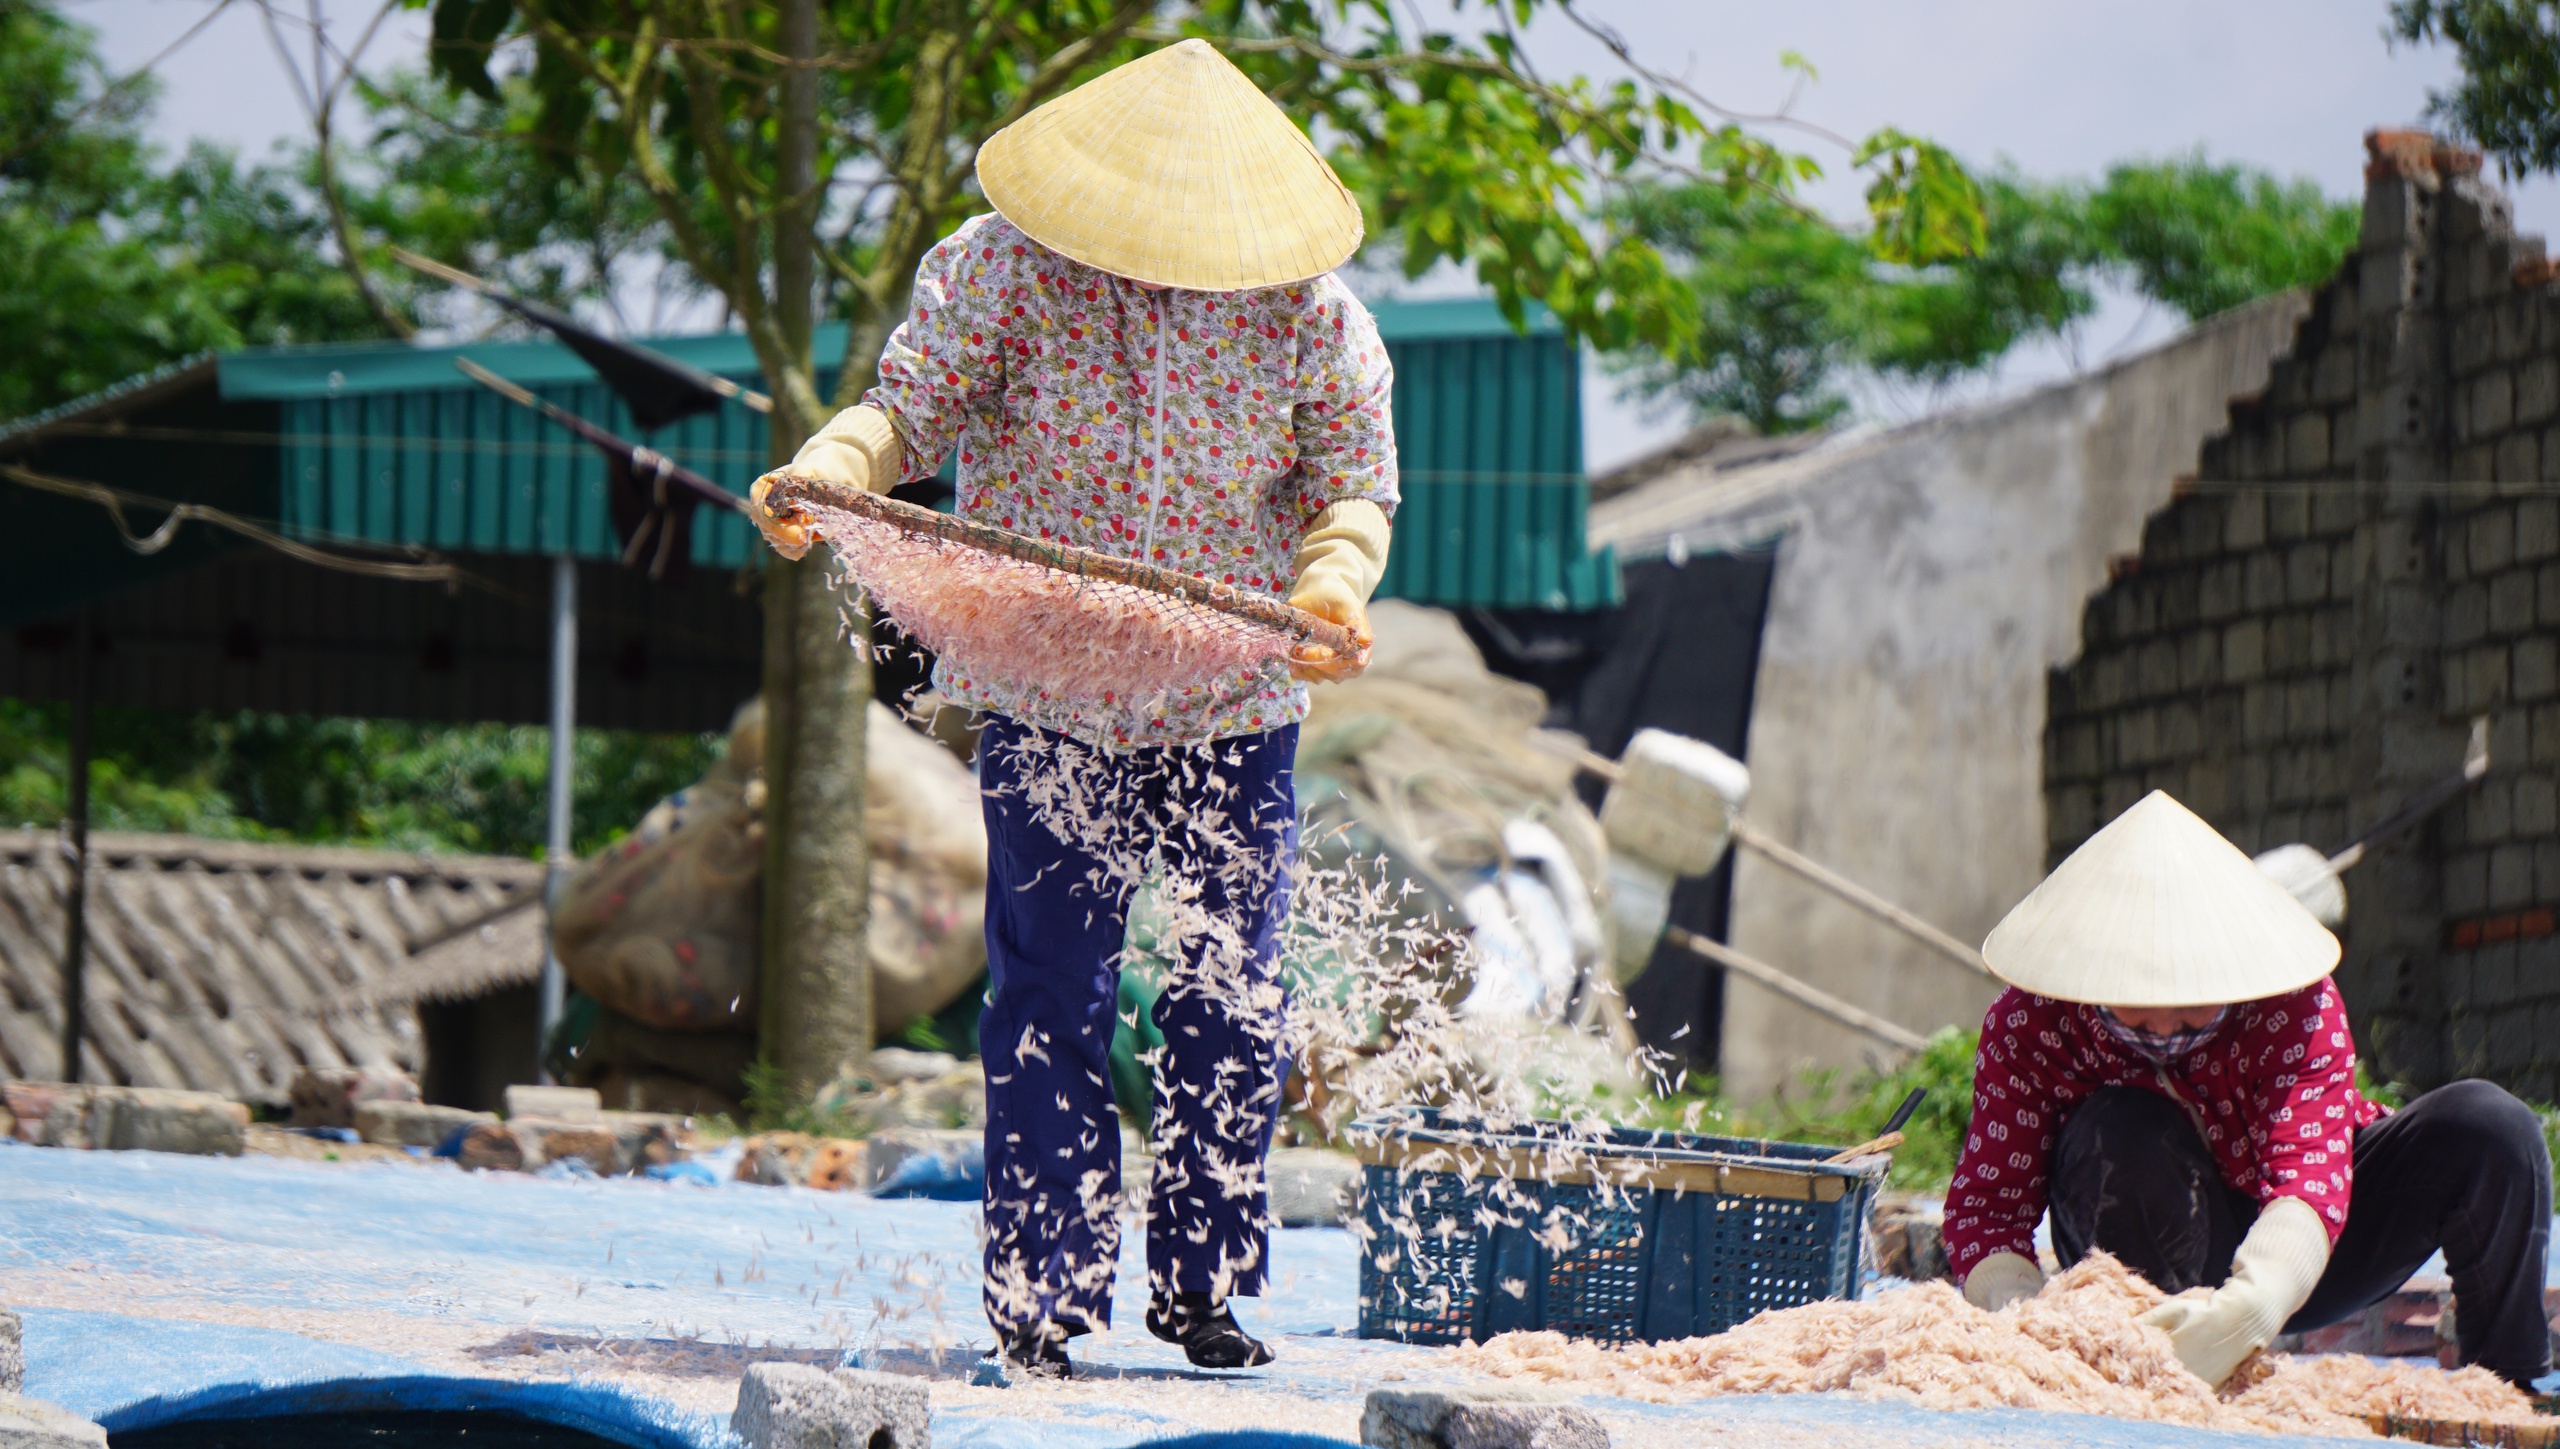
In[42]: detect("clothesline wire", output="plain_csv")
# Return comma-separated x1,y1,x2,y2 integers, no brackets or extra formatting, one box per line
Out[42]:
0,461,766,662
1,461,458,583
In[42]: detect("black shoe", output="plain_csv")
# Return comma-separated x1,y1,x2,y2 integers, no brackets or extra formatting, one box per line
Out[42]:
1146,1292,1274,1369
980,1322,1073,1382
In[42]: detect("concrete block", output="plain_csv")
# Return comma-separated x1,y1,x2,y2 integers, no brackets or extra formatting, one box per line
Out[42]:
2499,290,2540,360
2222,620,2266,683
2266,617,2308,674
2163,701,2202,758
2520,937,2560,1001
2157,577,2201,635
2501,432,2544,489
2285,678,2326,736
2494,841,2535,907
2474,777,2517,842
2540,564,2560,626
2480,644,2515,710
2244,554,2285,613
2536,704,2560,765
0,1396,107,1449
2523,500,2560,561
2473,507,2520,575
87,1088,247,1156
2139,639,2180,699
2267,487,2310,542
2286,543,2330,605
2476,370,2517,437
2223,492,2267,552
2537,840,2560,900
2178,631,2218,692
355,1100,493,1149
2478,944,2519,1008
831,1368,929,1449
1364,1387,1594,1449
516,1119,620,1174
731,1363,929,1449
2519,639,2559,701
0,1307,18,1393
2286,413,2331,476
2522,359,2560,427
1269,1148,1362,1227
2518,771,2559,834
2198,561,2241,621
2493,570,2536,633
457,1122,528,1173
2448,582,2490,647
505,1085,602,1121
287,1067,418,1129
734,1363,852,1449
2446,851,2491,916
2312,481,2364,537
1,1084,91,1148
2313,345,2358,406
1446,1405,1610,1449
2333,533,2366,593
2446,957,2477,1014
2459,473,2503,517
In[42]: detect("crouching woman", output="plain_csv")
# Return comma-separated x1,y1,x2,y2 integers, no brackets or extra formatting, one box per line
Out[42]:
1944,790,2552,1389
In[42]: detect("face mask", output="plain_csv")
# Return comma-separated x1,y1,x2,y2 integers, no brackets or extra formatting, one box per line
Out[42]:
2096,1006,2231,1065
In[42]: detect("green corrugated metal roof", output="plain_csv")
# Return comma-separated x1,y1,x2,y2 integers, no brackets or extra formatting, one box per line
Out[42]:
207,299,1616,607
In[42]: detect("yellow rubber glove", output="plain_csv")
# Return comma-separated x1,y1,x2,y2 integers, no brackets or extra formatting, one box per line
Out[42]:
1286,499,1390,684
748,404,905,561
1962,1250,2048,1311
2137,1197,2330,1387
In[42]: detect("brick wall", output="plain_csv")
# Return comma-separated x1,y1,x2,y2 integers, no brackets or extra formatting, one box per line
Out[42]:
2046,132,2560,1097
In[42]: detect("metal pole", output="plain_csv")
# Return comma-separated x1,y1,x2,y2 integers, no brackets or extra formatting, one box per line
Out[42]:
539,554,577,1083
59,608,93,1084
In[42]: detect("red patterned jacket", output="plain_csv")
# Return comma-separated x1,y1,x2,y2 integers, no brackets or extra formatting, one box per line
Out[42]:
1941,977,2383,1282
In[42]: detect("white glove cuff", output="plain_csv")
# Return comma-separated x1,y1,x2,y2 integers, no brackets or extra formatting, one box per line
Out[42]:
1961,1250,2047,1311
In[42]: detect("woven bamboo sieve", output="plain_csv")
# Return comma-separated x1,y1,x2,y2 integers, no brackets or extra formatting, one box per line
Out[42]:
761,473,1361,659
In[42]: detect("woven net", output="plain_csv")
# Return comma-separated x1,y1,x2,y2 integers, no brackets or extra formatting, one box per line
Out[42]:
788,487,1338,715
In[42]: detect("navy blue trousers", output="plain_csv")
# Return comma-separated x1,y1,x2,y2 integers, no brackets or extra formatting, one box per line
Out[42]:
975,713,1298,1337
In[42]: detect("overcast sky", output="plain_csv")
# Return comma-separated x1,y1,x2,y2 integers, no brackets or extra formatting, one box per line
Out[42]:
64,0,2560,469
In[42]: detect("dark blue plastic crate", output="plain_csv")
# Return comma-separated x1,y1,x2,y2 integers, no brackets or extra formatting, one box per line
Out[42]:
1352,1110,1886,1345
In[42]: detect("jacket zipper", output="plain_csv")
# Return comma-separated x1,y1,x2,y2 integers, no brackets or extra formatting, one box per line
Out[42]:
1139,287,1170,561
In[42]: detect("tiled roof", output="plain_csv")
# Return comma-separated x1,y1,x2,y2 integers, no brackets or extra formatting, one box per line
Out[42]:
0,829,543,1102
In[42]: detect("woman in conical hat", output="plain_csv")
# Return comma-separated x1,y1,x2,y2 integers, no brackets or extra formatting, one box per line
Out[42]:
1945,791,2550,1389
747,41,1391,1377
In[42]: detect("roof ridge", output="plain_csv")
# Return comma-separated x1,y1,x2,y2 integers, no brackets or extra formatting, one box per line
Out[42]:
0,827,547,884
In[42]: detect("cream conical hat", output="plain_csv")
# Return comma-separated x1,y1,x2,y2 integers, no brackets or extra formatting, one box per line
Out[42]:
1982,790,2340,1006
974,39,1363,291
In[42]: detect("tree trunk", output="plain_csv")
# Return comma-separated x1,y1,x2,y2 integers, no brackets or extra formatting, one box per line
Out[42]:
756,0,872,1100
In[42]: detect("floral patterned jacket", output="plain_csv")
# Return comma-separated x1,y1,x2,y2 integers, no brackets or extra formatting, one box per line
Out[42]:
1942,978,2384,1281
861,212,1399,748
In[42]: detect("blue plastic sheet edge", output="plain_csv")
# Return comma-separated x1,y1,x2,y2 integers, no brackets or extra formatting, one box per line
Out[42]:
93,1377,743,1449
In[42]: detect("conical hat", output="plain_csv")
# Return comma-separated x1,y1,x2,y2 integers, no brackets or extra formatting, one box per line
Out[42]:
1982,791,2339,1006
974,39,1363,291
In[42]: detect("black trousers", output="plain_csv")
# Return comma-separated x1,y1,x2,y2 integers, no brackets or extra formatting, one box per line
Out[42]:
2050,1080,2552,1387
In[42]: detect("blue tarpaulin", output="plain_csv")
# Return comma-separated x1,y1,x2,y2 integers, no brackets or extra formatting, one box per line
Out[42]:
0,1143,2459,1449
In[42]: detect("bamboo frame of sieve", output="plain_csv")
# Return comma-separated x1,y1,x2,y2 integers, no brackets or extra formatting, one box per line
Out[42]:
763,472,1360,658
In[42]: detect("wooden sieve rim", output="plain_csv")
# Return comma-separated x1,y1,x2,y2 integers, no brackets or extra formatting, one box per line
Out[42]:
763,473,1361,659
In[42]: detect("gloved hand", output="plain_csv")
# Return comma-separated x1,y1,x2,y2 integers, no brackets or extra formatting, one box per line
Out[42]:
1962,1250,2048,1311
748,404,905,561
1286,499,1390,684
2137,1196,2331,1388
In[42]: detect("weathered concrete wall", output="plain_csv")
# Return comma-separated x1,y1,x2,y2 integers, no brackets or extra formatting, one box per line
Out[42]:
1590,293,2310,1102
2050,134,2560,1098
